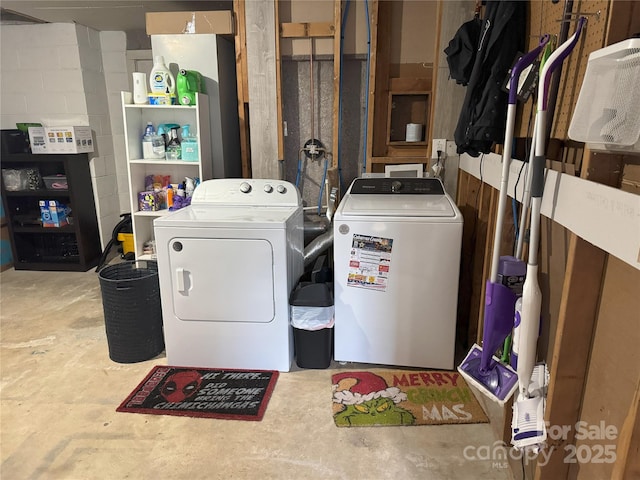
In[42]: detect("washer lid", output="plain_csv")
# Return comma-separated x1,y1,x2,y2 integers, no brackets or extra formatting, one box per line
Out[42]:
339,193,457,217
154,204,300,229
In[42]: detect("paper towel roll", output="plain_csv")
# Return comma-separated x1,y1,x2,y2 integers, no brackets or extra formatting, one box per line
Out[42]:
405,123,422,142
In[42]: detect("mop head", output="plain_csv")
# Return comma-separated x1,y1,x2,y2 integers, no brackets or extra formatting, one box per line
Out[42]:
512,363,549,449
458,344,519,406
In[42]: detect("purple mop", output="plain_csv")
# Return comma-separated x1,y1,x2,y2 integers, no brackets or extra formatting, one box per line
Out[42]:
458,35,550,405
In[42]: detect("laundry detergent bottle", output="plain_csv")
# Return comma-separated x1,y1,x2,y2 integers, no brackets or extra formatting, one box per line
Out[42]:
149,56,175,96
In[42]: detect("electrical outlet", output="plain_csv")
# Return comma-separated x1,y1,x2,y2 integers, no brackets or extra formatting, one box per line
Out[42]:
432,138,447,159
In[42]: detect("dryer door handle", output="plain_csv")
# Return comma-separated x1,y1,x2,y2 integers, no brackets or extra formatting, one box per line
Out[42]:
175,267,188,294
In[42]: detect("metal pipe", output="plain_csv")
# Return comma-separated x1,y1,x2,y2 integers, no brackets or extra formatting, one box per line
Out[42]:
309,37,315,144
303,219,329,236
303,229,333,268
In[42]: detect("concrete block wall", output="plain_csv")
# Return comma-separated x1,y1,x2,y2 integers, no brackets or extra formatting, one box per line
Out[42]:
0,23,124,249
99,31,131,224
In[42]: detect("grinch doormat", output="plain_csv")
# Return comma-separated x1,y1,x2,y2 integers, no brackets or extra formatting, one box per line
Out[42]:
117,366,278,421
332,370,488,427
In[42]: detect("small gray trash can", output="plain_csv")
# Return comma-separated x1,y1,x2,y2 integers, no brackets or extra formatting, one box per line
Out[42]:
98,261,164,363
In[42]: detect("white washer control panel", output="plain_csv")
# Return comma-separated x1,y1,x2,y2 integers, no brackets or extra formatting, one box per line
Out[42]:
192,179,301,206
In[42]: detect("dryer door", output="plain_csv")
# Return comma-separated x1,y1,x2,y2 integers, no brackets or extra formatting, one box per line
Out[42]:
168,237,275,323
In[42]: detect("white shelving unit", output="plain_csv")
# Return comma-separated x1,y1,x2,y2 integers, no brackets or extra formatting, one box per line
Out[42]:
122,92,211,260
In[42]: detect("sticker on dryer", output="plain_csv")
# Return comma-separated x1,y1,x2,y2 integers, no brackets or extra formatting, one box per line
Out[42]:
347,234,393,291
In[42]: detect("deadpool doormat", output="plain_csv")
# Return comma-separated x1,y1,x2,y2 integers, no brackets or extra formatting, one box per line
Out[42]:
117,366,279,421
332,370,488,427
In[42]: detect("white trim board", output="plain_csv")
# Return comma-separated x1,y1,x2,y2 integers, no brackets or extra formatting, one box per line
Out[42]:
459,153,640,271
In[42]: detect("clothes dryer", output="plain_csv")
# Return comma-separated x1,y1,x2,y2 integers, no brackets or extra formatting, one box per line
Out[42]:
154,179,304,371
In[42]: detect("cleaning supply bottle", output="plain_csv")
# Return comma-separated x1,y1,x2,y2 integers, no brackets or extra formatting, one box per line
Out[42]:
176,69,203,105
165,126,182,160
143,122,154,137
149,56,175,102
157,124,167,149
181,124,199,162
141,122,165,159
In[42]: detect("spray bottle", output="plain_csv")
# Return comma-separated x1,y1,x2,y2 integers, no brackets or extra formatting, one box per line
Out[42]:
165,125,181,160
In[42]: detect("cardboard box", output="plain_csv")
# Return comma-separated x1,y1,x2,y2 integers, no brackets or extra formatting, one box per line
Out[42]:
28,126,93,154
40,200,70,228
27,127,47,154
145,11,233,35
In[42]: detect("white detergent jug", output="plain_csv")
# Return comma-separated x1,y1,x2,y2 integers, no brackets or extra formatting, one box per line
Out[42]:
149,56,175,95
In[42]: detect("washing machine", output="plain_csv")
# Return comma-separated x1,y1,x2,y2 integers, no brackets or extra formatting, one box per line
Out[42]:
333,177,463,369
154,179,304,372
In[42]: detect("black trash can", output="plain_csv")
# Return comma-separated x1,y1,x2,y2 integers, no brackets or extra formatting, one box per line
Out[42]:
98,261,164,363
290,282,334,369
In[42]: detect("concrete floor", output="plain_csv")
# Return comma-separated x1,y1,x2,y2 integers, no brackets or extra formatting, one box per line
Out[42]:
1,268,512,479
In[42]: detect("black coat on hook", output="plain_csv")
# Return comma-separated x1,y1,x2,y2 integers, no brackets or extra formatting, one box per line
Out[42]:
453,0,527,157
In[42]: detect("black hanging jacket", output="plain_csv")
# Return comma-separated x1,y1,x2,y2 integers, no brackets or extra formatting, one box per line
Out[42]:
453,1,527,157
444,17,483,86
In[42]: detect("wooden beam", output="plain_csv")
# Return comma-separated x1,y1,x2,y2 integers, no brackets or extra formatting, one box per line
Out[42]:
369,156,432,165
605,0,640,45
280,22,335,38
612,378,640,480
364,0,379,173
331,0,341,171
245,0,279,179
534,149,624,480
533,235,607,480
456,170,482,349
233,0,251,178
427,0,443,157
370,0,392,161
275,1,284,164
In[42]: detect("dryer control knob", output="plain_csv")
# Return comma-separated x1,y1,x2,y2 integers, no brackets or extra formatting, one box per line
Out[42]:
391,180,403,192
240,182,252,193
264,184,273,193
276,184,287,194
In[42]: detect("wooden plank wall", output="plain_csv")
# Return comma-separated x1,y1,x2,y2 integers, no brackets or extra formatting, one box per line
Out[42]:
455,2,640,479
233,0,251,178
520,0,610,141
244,0,280,179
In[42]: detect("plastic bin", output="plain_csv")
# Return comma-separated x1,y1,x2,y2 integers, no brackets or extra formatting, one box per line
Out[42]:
290,282,334,369
98,261,164,363
43,175,68,190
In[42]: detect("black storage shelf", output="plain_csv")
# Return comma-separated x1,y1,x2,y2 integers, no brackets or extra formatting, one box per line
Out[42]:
5,189,69,198
1,129,101,272
12,225,76,234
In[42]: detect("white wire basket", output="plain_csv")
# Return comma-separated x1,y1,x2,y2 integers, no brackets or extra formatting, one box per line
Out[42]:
569,38,640,152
